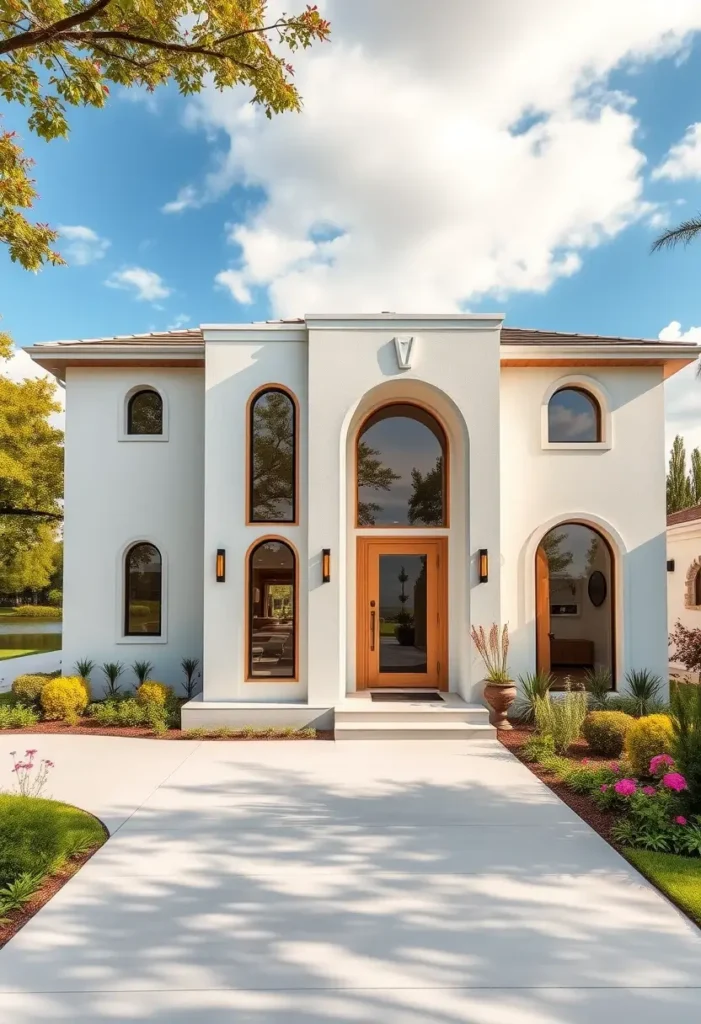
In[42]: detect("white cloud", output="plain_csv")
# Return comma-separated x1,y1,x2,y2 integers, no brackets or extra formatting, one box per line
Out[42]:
164,0,701,316
167,313,191,329
662,321,701,456
3,347,65,430
105,266,172,302
653,123,701,181
162,185,199,214
58,225,110,265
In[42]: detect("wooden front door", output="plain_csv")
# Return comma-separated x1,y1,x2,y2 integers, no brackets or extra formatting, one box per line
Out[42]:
535,543,551,673
356,537,448,689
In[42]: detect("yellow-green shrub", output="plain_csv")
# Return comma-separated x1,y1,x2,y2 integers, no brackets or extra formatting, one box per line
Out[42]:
582,710,633,757
11,674,50,703
40,677,89,722
624,714,675,776
75,677,92,702
136,681,172,707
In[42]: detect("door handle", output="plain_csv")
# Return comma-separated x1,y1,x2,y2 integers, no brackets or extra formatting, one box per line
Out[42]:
370,606,376,651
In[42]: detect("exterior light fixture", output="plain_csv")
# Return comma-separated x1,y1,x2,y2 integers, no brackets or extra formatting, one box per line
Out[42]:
216,549,226,582
479,549,489,583
322,548,331,583
667,559,675,572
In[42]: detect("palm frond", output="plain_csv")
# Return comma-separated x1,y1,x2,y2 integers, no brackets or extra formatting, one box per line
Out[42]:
651,215,701,252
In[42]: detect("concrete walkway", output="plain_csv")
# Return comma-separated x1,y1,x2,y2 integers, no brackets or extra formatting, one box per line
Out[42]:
0,735,699,1022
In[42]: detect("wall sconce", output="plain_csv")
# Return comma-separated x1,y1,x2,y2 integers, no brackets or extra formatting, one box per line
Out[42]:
479,549,489,584
667,559,675,573
322,548,331,583
216,548,226,582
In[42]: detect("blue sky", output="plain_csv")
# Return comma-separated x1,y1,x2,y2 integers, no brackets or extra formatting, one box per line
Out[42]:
4,1,701,452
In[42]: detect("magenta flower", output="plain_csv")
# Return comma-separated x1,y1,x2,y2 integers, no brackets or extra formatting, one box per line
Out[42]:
582,759,589,766
614,778,637,797
662,772,688,792
600,784,609,792
609,762,620,773
642,786,656,796
650,754,675,774
675,816,688,826
25,749,37,756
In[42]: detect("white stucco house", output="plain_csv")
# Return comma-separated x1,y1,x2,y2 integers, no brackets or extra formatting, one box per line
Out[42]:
27,314,700,735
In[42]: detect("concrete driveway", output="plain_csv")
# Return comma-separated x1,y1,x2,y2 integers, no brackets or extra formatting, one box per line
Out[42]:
0,735,699,1022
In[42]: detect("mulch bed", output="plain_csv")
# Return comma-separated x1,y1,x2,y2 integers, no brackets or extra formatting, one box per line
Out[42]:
0,721,334,740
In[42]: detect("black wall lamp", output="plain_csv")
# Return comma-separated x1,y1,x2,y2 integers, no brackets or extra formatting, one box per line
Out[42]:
479,549,489,583
216,548,226,582
667,559,675,573
322,548,331,583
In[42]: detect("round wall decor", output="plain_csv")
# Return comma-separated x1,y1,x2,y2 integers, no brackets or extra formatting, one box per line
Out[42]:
588,570,607,607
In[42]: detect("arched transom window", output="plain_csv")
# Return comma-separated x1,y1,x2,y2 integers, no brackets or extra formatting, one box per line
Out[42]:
124,543,162,636
548,387,601,443
356,403,447,527
248,539,296,679
249,387,297,523
127,389,163,435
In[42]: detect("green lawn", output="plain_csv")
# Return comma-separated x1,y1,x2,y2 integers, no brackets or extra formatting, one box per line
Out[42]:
0,648,40,662
625,849,701,927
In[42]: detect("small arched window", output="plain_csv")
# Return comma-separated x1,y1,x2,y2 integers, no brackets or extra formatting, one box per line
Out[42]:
548,388,601,443
356,403,447,526
248,539,296,679
125,543,162,636
127,389,163,435
249,387,297,523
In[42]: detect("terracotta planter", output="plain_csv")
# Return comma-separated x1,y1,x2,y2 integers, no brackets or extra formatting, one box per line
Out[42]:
483,681,517,731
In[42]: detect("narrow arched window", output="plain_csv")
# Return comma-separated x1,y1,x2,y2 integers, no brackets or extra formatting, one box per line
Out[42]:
127,389,163,435
356,403,447,526
249,387,296,522
248,539,296,679
694,570,701,608
125,543,162,636
548,388,601,443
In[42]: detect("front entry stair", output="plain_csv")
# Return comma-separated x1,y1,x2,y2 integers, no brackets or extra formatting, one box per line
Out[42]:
334,692,495,740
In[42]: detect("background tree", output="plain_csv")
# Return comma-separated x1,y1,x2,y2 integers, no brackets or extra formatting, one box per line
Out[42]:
0,522,59,598
408,456,443,526
667,434,693,514
357,441,400,526
689,446,701,506
0,1,330,345
669,619,701,682
652,215,701,253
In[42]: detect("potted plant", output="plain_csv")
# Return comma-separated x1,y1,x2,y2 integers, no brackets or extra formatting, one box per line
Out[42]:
471,623,516,730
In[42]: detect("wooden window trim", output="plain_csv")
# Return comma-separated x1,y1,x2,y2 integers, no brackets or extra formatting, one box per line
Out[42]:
244,535,299,683
246,383,299,526
354,399,450,529
124,542,162,637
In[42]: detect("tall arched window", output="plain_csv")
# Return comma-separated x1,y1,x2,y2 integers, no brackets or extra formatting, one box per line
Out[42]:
248,387,297,523
127,389,163,435
124,543,162,636
548,388,601,443
356,403,447,526
248,539,296,679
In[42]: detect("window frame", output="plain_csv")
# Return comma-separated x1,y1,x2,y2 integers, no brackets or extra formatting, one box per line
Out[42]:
245,536,299,682
246,384,299,525
354,400,450,529
541,375,611,451
117,539,168,644
119,385,168,442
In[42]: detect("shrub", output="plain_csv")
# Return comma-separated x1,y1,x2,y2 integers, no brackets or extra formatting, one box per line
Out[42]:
521,733,555,762
11,605,61,618
624,669,664,717
584,667,613,710
88,698,150,727
181,657,200,699
136,681,172,707
101,661,124,697
513,671,553,725
74,658,95,681
582,710,633,757
40,676,89,722
625,714,675,776
670,683,701,814
131,660,154,686
46,589,63,607
0,704,40,729
534,685,588,754
11,674,50,704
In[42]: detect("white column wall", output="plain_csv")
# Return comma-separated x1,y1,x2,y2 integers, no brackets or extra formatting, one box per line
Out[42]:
61,367,204,695
500,366,668,693
202,338,307,701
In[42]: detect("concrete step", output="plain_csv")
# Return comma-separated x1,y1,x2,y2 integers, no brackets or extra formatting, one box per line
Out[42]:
335,706,490,725
334,720,496,740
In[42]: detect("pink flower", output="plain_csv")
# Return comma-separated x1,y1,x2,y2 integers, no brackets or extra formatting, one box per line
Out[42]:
609,762,620,773
614,778,638,797
582,759,589,766
675,816,688,826
642,786,656,796
650,754,675,774
44,760,54,768
25,749,37,756
600,784,609,792
662,772,688,792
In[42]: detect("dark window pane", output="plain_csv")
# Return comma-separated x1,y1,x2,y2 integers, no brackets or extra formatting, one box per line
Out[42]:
128,390,163,435
379,554,428,673
548,388,600,443
250,390,295,522
125,543,161,635
249,541,295,678
357,404,446,526
695,571,701,607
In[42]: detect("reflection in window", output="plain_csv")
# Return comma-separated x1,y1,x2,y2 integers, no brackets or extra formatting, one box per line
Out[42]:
248,540,296,679
249,388,296,522
548,388,600,443
125,543,162,636
357,404,447,526
379,554,428,673
127,389,163,435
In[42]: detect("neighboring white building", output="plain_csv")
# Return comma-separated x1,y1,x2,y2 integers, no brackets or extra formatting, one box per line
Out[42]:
27,314,700,731
667,505,701,676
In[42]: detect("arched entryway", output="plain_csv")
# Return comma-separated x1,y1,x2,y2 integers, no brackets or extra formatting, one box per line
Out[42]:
535,522,615,687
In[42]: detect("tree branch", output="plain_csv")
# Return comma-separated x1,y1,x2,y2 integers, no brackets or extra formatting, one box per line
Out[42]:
62,29,261,69
0,0,113,55
0,507,63,520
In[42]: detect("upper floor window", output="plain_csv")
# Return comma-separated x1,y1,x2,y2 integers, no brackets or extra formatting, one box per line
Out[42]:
249,386,297,523
356,403,447,526
547,387,601,444
124,543,162,636
127,389,163,435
